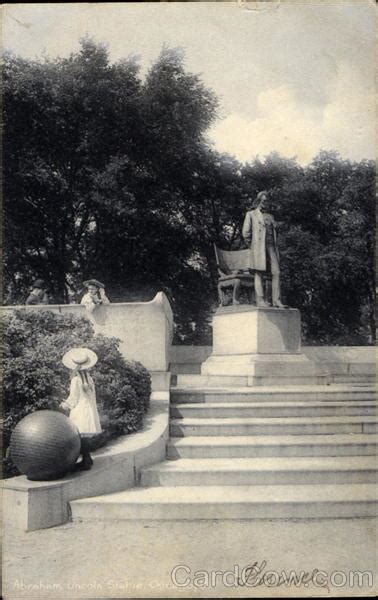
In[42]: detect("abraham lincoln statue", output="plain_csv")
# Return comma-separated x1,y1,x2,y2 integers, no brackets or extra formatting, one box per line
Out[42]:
242,190,286,308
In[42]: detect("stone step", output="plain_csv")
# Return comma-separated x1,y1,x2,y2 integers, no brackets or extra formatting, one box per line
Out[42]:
171,384,376,404
176,374,329,387
176,374,250,387
167,433,378,458
170,415,378,437
331,374,375,384
70,483,378,520
140,456,378,486
170,401,377,419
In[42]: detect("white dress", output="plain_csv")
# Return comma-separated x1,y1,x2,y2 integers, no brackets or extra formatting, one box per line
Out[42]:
81,292,110,313
64,374,102,435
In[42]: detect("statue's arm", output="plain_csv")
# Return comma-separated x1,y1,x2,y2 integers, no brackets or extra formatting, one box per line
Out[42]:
242,212,252,245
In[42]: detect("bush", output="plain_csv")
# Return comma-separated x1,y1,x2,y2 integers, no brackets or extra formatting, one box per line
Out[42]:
2,310,151,477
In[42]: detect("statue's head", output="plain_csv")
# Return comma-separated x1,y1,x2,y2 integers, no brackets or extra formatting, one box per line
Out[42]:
250,190,268,210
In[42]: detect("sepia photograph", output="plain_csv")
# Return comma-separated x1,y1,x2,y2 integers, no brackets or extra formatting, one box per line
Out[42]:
1,1,377,598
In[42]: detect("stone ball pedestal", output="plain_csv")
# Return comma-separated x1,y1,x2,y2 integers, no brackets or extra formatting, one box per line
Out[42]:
201,305,323,386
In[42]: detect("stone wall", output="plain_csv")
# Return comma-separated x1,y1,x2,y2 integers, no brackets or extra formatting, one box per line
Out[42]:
2,292,173,390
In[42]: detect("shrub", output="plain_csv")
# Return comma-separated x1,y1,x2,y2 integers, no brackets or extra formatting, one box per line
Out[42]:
2,309,151,477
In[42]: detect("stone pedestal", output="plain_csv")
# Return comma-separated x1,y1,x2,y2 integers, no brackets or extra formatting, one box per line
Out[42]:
201,306,321,386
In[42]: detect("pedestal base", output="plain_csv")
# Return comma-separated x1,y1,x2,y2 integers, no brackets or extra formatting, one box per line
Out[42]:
201,306,323,386
212,305,301,354
201,352,322,385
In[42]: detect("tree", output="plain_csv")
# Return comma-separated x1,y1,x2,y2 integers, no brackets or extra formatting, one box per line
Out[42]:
4,41,221,341
4,39,143,303
267,152,375,343
4,41,375,344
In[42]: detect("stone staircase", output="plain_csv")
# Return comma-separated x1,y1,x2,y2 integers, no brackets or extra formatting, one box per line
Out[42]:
71,383,378,521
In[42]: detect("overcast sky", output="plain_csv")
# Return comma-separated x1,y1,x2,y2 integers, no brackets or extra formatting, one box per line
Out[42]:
3,1,375,165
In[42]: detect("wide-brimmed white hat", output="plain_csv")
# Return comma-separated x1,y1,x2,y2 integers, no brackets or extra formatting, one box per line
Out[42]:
83,279,105,289
62,347,98,370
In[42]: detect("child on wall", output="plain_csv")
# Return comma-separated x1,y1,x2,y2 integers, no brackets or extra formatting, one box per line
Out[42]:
81,279,110,313
60,347,102,470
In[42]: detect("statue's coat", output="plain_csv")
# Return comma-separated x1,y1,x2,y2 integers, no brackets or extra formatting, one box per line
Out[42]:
242,209,279,271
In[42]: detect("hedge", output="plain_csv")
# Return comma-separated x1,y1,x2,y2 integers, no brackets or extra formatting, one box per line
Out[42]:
2,309,151,477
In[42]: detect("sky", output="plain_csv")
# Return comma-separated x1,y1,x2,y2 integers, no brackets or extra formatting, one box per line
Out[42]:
2,1,376,165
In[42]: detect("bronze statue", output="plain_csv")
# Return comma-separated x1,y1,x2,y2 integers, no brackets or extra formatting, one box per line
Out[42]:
242,191,285,308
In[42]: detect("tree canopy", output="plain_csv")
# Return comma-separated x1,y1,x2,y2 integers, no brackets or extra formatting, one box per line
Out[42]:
3,39,375,344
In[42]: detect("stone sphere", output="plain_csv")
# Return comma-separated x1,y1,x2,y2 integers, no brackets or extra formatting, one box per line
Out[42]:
9,410,81,481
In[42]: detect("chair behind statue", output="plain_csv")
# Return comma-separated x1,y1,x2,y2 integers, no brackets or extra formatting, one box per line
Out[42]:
214,244,254,306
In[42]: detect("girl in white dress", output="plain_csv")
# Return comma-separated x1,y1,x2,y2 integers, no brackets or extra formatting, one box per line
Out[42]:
80,279,110,314
60,348,102,470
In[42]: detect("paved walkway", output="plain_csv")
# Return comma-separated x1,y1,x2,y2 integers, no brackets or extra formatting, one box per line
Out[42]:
2,517,377,598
